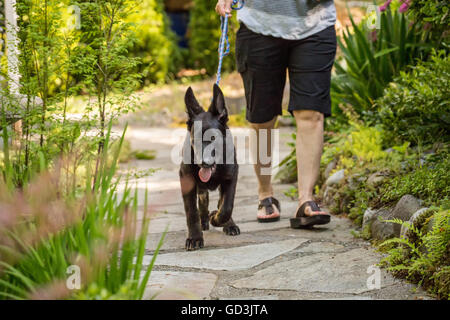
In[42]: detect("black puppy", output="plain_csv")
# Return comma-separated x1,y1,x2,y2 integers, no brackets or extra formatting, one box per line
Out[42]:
180,84,240,251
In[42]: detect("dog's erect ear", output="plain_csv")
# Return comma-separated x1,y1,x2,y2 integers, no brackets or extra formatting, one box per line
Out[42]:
185,87,204,119
209,83,228,124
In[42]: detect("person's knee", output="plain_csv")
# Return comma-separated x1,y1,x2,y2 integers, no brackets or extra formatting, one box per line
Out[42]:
293,110,324,123
249,116,277,130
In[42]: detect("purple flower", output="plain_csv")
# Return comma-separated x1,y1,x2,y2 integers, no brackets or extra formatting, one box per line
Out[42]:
379,0,393,12
399,0,411,13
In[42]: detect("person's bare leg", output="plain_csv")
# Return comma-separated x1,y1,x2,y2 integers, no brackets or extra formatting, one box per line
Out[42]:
249,116,280,220
249,116,277,200
293,110,328,216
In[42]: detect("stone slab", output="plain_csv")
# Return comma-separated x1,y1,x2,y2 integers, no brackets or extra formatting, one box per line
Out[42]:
213,219,290,233
148,215,186,234
231,248,398,294
146,228,298,252
144,271,217,300
293,241,346,254
144,238,308,271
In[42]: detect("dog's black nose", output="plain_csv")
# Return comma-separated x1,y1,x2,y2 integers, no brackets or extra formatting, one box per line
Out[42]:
200,162,214,168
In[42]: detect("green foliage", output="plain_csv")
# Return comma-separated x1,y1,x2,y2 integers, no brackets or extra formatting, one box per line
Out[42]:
322,129,449,224
314,117,415,222
331,7,433,120
278,120,393,188
8,0,86,186
341,122,387,163
75,282,135,300
408,0,450,38
376,50,450,146
73,0,142,138
127,0,182,85
1,1,164,299
16,0,68,97
347,183,378,226
227,107,247,127
188,0,238,76
380,209,450,299
133,150,156,161
1,0,145,188
380,154,450,208
283,186,299,200
323,116,393,169
0,125,165,300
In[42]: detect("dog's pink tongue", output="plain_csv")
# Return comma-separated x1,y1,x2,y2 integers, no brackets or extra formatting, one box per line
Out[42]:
199,167,212,183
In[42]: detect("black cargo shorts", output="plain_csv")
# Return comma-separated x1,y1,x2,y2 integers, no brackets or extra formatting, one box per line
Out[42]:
235,23,337,123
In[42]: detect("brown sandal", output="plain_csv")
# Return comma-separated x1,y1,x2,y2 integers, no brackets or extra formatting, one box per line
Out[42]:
257,197,281,223
290,201,330,229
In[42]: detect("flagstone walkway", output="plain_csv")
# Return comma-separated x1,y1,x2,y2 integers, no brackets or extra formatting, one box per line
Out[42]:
120,126,431,300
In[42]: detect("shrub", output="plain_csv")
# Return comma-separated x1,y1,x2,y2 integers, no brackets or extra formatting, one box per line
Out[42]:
127,0,182,85
341,123,387,163
376,50,450,146
331,7,432,120
188,0,238,76
407,0,450,39
320,122,407,221
380,154,450,208
380,208,450,299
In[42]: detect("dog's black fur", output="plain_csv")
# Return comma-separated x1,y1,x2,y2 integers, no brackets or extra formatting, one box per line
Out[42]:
179,84,240,251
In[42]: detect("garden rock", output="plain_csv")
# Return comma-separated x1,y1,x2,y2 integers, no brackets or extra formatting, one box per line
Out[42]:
326,169,345,186
400,208,430,240
426,217,436,234
370,209,396,240
362,208,378,231
390,195,422,235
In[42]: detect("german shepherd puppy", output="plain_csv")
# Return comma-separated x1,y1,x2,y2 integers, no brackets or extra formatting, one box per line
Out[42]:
180,84,240,251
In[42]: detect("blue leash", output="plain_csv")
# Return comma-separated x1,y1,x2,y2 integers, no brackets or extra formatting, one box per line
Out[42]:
216,0,244,85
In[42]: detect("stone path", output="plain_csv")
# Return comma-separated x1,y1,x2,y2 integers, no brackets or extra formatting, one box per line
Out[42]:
120,126,431,300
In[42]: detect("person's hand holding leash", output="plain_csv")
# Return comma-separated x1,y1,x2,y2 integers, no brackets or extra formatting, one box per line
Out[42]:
215,0,233,17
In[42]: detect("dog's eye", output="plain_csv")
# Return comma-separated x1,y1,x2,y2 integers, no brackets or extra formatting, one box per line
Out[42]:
210,136,215,141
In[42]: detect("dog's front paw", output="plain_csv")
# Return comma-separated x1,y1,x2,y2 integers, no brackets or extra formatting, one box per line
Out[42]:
185,237,204,251
209,210,221,227
223,224,240,236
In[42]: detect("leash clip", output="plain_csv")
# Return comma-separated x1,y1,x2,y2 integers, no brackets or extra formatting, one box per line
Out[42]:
231,0,245,10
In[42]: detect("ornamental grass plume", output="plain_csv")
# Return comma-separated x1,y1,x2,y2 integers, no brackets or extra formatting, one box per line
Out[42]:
0,161,85,269
28,280,71,300
0,122,165,300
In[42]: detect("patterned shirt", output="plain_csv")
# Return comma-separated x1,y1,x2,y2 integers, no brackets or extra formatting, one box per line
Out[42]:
237,0,336,40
